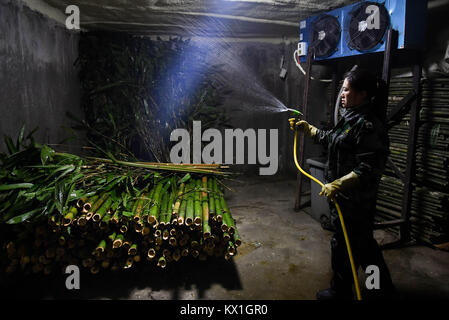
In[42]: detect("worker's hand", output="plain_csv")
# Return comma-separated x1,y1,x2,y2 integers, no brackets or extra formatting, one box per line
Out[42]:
319,171,360,202
289,118,318,138
289,118,298,131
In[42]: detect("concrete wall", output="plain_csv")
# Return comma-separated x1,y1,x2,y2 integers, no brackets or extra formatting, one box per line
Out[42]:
194,40,329,178
0,0,81,154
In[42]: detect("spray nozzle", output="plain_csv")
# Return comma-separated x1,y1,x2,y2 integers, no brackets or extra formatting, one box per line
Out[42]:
286,108,303,117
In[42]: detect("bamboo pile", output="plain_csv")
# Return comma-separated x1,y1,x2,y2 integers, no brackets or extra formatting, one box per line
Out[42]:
0,141,240,275
375,77,449,245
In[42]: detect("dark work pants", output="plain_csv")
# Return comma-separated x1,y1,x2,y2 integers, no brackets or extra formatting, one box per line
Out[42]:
329,204,395,299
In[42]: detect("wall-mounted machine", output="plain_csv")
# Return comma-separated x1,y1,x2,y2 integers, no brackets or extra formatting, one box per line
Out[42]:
297,0,427,62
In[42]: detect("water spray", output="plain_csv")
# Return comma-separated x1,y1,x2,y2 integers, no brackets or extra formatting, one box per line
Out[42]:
286,108,303,117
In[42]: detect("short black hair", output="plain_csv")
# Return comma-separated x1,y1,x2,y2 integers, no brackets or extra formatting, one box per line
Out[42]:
344,66,378,99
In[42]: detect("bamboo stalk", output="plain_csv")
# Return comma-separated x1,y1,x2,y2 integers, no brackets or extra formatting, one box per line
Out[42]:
185,182,194,227
63,206,79,226
194,179,202,227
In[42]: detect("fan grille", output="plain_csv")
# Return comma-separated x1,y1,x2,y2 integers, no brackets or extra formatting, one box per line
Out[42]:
348,2,390,52
310,14,341,58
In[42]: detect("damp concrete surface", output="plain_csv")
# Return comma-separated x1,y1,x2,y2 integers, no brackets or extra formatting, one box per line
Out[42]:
2,176,449,300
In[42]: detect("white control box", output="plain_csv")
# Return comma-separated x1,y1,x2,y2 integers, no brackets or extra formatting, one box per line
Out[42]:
297,42,307,56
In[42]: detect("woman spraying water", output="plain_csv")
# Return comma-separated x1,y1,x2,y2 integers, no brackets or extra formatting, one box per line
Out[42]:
290,67,396,300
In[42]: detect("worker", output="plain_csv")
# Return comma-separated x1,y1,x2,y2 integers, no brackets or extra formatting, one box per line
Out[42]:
290,66,396,300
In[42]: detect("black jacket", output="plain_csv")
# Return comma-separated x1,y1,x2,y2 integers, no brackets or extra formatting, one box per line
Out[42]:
314,102,389,222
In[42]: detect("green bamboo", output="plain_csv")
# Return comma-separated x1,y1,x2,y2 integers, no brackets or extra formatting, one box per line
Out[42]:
142,188,155,221
90,193,110,215
213,179,223,223
148,182,164,224
108,232,117,242
172,183,185,217
83,195,99,212
233,228,242,247
76,197,88,208
133,193,146,223
202,177,211,238
93,196,114,222
157,256,167,268
185,182,194,226
208,178,216,220
160,192,170,226
63,205,79,226
178,198,187,225
95,240,107,254
194,179,202,227
128,244,137,256
113,234,124,248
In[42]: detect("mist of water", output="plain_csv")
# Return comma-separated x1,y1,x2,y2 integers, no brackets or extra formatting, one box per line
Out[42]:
159,12,293,116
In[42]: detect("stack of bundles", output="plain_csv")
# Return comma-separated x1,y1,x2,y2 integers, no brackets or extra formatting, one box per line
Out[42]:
375,77,449,246
0,140,240,275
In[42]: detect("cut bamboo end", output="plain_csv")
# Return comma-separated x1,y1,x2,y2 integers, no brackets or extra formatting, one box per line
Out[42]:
135,223,143,233
170,228,177,237
63,218,73,227
154,229,162,238
76,198,86,208
172,250,181,262
169,237,177,247
217,215,223,223
83,201,93,211
191,250,199,258
124,257,134,269
181,248,189,257
227,246,236,256
163,249,171,257
123,241,132,251
92,213,102,222
77,216,87,226
185,217,193,226
147,248,156,259
120,225,128,233
157,257,167,268
221,224,229,232
194,217,202,226
177,217,185,225
142,226,151,236
224,252,232,260
90,265,100,274
235,239,242,247
86,212,94,220
147,216,157,224
171,218,178,226
113,240,123,249
128,248,137,256
111,217,119,224
203,231,211,239
162,230,170,241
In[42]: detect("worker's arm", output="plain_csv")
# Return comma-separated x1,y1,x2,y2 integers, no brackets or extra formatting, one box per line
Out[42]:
319,118,388,202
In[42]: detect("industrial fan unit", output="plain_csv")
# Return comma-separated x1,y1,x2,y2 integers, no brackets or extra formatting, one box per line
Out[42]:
298,0,427,62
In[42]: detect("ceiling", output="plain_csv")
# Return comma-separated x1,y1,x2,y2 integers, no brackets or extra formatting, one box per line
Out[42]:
38,0,360,39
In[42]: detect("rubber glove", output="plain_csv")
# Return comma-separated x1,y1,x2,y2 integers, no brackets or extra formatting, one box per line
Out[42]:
288,118,318,138
319,171,360,202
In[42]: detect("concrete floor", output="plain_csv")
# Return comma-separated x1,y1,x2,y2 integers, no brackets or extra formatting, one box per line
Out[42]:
2,176,449,300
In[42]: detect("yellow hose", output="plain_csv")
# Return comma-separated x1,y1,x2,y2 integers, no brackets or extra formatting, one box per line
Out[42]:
294,130,362,300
